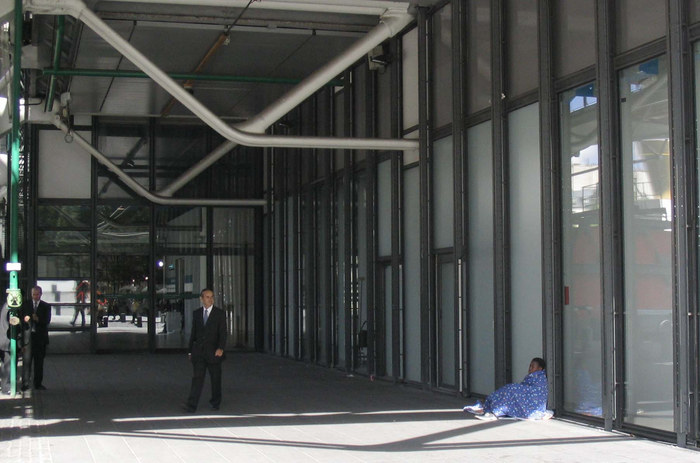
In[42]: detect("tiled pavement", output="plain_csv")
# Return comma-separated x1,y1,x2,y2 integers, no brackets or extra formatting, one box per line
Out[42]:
1,352,698,462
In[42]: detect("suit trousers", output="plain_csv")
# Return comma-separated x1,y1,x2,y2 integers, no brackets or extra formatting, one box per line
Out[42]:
21,340,32,388
187,358,222,409
32,337,47,388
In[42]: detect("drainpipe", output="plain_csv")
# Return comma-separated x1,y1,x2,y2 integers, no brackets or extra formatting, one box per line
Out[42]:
52,116,266,207
44,15,64,112
25,0,417,152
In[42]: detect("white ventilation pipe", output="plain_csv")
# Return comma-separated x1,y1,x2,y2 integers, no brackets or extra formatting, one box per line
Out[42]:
162,7,414,196
53,115,267,207
26,0,417,151
110,0,412,16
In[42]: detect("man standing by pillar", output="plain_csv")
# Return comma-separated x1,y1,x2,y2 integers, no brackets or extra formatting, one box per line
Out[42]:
23,285,51,390
184,288,227,412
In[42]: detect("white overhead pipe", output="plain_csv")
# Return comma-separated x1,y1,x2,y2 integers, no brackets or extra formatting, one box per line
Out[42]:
109,0,412,16
53,115,267,207
162,7,414,196
25,0,417,151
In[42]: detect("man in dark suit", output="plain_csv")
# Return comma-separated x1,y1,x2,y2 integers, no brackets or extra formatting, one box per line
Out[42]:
22,285,51,390
184,288,227,412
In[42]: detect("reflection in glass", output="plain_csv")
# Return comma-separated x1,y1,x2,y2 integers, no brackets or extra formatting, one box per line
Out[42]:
156,207,207,251
37,205,92,228
560,83,602,417
37,279,92,354
37,279,92,330
38,231,91,254
620,57,673,431
96,205,149,254
155,255,206,349
38,255,90,278
97,123,150,198
96,254,149,350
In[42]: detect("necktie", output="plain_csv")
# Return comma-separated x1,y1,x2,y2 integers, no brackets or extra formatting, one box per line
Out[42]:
203,308,209,324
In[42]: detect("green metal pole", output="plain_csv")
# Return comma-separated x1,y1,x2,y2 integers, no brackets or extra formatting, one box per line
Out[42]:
42,68,343,87
45,15,65,112
7,0,23,396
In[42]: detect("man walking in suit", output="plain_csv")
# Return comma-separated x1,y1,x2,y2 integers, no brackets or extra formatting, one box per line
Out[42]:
184,288,227,412
23,285,51,390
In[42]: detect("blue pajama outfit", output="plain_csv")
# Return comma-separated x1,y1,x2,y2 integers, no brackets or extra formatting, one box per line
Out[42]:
483,370,549,419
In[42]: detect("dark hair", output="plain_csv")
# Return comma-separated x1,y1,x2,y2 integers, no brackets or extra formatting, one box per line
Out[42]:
531,357,546,370
200,288,213,297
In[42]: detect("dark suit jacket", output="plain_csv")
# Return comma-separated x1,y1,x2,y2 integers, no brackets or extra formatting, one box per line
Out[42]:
22,300,51,345
189,306,227,363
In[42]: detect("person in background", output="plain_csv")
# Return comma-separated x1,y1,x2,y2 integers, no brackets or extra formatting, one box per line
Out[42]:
463,357,550,421
183,288,227,413
22,286,51,390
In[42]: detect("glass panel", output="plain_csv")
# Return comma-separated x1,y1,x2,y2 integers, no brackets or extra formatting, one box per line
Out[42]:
438,260,456,388
377,160,392,257
560,83,603,417
96,254,149,351
377,60,393,139
357,173,368,373
156,206,207,251
213,208,256,350
37,279,91,353
509,103,543,380
336,185,345,365
402,28,419,130
616,0,667,53
37,231,91,254
97,123,149,198
213,209,254,248
383,265,393,377
619,57,673,432
316,189,329,365
468,121,495,394
156,256,206,349
274,200,284,353
39,130,91,199
155,123,207,191
692,0,700,24
37,205,91,228
286,198,295,357
433,136,454,248
554,0,595,77
506,0,538,97
468,0,491,112
38,255,90,278
432,3,452,128
403,166,420,382
96,205,150,254
334,89,345,171
403,131,420,165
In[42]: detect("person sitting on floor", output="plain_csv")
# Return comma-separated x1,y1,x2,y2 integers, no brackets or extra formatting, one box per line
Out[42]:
463,357,550,421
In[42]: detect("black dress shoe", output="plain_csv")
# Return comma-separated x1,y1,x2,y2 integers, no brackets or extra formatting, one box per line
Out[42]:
182,404,196,413
210,405,219,411
35,385,47,390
